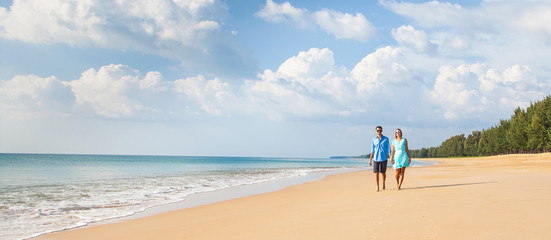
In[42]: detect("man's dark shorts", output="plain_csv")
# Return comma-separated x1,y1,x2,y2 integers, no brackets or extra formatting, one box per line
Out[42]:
373,160,388,173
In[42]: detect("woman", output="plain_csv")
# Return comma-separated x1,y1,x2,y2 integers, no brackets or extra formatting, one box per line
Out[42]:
390,128,411,190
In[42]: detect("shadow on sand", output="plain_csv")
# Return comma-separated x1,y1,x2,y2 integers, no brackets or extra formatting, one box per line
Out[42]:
404,181,496,190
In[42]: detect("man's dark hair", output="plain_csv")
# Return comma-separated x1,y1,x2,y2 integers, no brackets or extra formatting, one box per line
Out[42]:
376,126,382,130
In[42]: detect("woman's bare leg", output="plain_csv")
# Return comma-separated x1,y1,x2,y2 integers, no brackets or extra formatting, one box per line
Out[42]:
398,168,406,190
395,169,401,189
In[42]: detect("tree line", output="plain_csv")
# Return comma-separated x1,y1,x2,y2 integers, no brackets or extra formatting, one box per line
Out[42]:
411,95,551,158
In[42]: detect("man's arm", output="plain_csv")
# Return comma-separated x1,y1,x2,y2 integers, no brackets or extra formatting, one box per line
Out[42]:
386,138,391,159
390,143,395,164
369,139,375,165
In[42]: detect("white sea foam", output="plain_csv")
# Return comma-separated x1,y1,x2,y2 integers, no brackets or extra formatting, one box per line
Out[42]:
1,167,355,240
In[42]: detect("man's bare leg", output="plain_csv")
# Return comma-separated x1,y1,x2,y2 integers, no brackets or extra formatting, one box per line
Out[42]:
382,173,386,190
375,172,380,192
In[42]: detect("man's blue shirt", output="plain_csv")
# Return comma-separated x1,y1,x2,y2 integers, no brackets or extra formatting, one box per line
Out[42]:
371,135,391,162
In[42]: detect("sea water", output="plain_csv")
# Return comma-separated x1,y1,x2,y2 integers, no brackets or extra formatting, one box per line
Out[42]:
0,153,434,240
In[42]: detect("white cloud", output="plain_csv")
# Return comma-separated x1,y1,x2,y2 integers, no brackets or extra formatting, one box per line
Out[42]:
350,46,410,93
70,64,167,118
0,0,255,77
246,48,349,119
0,0,222,46
174,75,237,116
313,9,376,42
430,63,549,120
2,49,354,121
255,0,308,28
275,47,352,102
243,73,337,120
392,25,436,53
4,1,551,156
277,48,336,80
502,65,536,87
382,0,551,43
0,74,73,119
380,0,468,29
69,64,242,118
382,0,551,114
431,64,482,120
256,0,376,42
1,45,550,126
513,4,551,40
448,36,470,50
0,64,239,119
348,46,435,123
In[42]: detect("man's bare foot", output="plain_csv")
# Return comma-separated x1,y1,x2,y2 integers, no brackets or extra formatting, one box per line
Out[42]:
382,184,385,190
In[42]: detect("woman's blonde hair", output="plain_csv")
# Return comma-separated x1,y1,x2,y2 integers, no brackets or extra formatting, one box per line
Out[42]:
394,128,403,139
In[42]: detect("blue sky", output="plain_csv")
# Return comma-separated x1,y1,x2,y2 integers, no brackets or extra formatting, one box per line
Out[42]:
1,0,550,157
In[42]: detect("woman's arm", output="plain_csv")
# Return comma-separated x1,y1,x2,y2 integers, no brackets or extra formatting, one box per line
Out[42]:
390,143,395,164
405,139,411,163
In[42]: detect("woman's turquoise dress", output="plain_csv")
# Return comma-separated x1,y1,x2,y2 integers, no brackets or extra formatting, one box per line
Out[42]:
392,138,409,169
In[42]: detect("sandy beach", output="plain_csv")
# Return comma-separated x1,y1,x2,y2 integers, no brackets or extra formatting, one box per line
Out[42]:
36,153,551,240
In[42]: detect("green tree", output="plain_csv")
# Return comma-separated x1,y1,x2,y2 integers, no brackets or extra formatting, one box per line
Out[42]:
428,147,438,158
411,148,429,158
464,130,481,156
497,120,510,154
539,96,551,151
507,107,528,153
410,95,551,157
479,127,497,156
528,114,546,151
419,148,428,158
528,103,549,152
439,134,465,157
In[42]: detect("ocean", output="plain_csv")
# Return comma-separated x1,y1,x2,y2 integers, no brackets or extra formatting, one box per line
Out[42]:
0,153,434,240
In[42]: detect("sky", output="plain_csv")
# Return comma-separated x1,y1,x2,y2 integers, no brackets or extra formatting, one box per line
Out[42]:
1,0,551,158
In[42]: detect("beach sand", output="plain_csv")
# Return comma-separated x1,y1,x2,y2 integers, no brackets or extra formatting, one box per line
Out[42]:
36,153,551,240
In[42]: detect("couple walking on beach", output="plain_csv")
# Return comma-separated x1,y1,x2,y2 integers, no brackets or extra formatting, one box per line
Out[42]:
369,126,411,191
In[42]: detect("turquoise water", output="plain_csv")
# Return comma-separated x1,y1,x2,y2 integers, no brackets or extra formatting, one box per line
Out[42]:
0,154,366,186
0,153,433,239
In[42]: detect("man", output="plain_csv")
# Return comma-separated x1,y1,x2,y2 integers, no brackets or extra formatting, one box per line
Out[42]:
369,126,391,191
